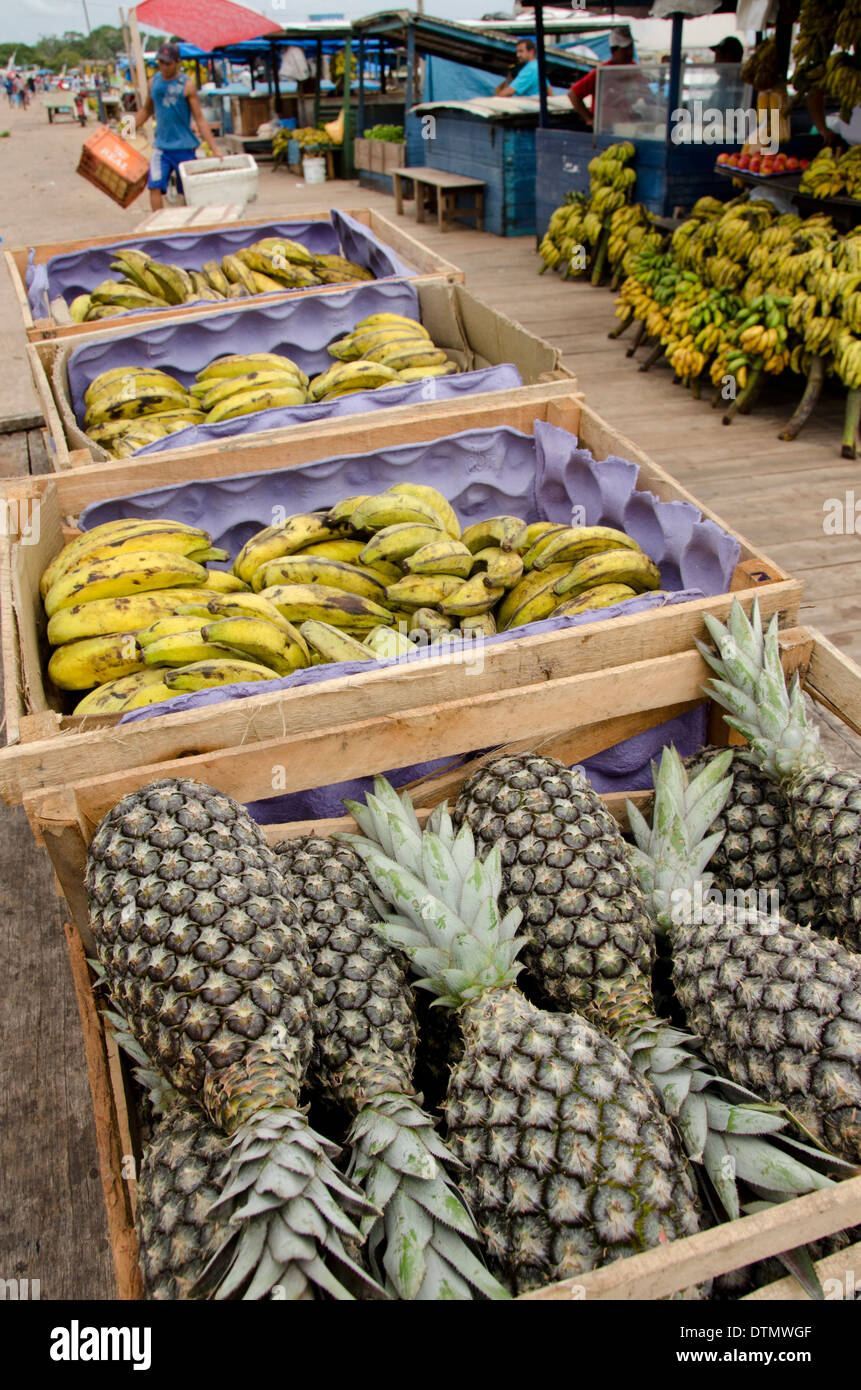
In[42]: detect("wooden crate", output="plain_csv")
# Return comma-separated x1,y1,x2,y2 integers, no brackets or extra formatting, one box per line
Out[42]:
0,395,801,806
29,624,861,1301
4,208,465,344
28,278,574,473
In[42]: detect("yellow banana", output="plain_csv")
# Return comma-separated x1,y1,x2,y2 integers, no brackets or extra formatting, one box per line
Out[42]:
251,271,289,294
384,483,460,538
120,680,175,711
200,371,307,412
529,526,642,571
206,593,309,651
202,617,304,674
439,573,505,618
253,556,387,601
146,262,194,304
234,515,339,584
45,551,209,617
496,563,571,629
48,527,211,588
397,365,458,382
325,495,372,528
460,612,497,637
298,538,367,564
48,633,145,690
469,547,524,589
261,584,393,629
358,523,444,565
354,312,428,331
221,254,258,295
164,660,278,692
46,589,223,645
308,362,401,401
250,236,314,266
299,620,376,664
350,493,450,534
363,343,449,371
84,367,183,408
203,569,250,594
202,261,231,295
142,634,250,667
137,615,207,647
553,583,638,616
73,667,169,715
206,384,308,423
384,574,464,610
552,549,662,599
460,516,529,554
85,381,194,426
409,608,454,636
364,625,414,658
328,325,430,361
196,353,308,386
403,539,473,578
41,519,207,598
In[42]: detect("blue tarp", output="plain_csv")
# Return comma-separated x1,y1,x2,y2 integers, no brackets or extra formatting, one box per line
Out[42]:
422,55,498,101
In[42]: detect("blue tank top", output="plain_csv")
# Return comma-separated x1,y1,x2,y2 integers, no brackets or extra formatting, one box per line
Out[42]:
151,72,195,149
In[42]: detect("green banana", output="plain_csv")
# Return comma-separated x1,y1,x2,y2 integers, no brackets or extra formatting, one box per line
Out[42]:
221,254,258,295
384,574,464,610
552,549,661,599
470,547,524,589
439,573,504,617
529,526,643,572
460,516,529,554
384,483,460,538
403,539,473,578
202,260,231,296
358,523,444,565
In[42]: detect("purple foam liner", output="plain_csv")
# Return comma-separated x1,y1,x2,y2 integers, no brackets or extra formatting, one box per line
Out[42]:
76,418,739,820
27,209,416,319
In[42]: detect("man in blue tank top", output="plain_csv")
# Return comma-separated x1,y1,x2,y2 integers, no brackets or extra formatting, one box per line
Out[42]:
133,42,221,210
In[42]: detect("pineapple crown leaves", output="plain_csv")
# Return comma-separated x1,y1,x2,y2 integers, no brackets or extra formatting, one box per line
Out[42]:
194,1108,389,1301
696,597,823,779
347,1092,510,1301
338,779,526,1009
626,744,734,933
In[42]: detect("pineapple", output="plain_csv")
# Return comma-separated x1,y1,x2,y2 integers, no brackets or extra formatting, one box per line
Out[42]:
455,755,844,1231
453,754,654,1012
698,598,861,949
629,746,861,1165
338,778,702,1295
274,835,508,1300
685,747,817,927
86,778,383,1300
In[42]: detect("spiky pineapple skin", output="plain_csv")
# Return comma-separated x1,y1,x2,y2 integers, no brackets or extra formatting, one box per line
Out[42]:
136,1099,233,1300
85,778,314,1106
669,907,861,1163
685,748,816,926
444,986,701,1296
274,836,417,1107
786,767,861,950
454,755,654,1011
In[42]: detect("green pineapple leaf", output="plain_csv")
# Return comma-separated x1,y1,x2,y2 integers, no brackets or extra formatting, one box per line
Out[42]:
678,1092,709,1159
703,1131,741,1221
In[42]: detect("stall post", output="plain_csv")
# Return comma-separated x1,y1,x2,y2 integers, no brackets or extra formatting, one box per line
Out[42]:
343,39,354,177
270,40,282,116
313,38,322,128
665,12,684,149
380,38,386,94
534,1,549,130
357,32,366,141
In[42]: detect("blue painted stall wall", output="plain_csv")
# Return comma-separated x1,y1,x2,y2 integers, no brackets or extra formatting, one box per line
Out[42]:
422,55,499,101
406,110,536,236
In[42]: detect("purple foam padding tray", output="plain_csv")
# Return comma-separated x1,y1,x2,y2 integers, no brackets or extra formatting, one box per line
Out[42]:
64,280,422,423
131,365,524,456
27,208,416,319
78,419,740,819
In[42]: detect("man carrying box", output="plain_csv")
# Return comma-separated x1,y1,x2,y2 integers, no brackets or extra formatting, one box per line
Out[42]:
133,41,221,211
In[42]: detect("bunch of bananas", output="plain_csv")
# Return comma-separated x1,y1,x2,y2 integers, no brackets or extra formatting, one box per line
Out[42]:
188,353,310,424
82,368,205,457
67,237,373,324
826,49,861,122
740,37,780,91
319,313,455,391
538,142,639,281
800,145,861,200
273,127,334,165
792,0,840,95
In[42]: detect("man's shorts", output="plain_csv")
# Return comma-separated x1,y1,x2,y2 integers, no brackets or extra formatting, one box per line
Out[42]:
148,147,197,193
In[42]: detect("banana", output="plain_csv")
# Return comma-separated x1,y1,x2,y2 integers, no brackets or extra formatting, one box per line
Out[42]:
84,367,185,409
261,584,393,629
553,583,639,616
253,556,387,601
45,551,209,618
202,617,304,674
298,620,376,665
438,573,504,617
409,608,454,636
496,564,572,630
460,516,529,554
325,495,372,528
111,250,164,297
310,363,402,400
46,589,223,645
330,325,432,360
403,539,473,578
250,237,314,266
460,612,497,637
298,538,367,564
221,254,258,295
363,343,449,371
529,526,643,571
350,493,451,535
205,591,308,643
364,625,414,658
206,384,308,423
137,615,208,647
147,262,195,305
164,660,279,692
48,633,145,690
188,271,223,302
47,526,210,594
384,483,460,538
85,381,194,426
384,574,464,610
73,667,170,716
196,353,308,386
251,271,290,294
358,523,444,565
120,680,175,711
142,633,250,668
200,371,307,412
41,517,199,596
312,254,373,280
552,549,662,599
203,569,250,594
397,364,458,382
202,260,231,296
355,313,428,331
234,515,340,584
521,521,575,550
470,547,524,589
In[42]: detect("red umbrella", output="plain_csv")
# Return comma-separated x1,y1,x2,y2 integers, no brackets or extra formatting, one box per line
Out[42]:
134,0,281,51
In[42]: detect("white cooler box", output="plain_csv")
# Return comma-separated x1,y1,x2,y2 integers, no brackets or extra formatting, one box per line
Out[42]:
178,153,259,209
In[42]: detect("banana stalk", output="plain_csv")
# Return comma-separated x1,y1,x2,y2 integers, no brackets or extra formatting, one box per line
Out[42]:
722,365,763,426
842,386,861,459
778,355,826,442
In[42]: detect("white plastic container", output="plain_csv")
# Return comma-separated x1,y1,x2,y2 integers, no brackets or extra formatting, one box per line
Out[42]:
177,153,259,208
302,155,326,185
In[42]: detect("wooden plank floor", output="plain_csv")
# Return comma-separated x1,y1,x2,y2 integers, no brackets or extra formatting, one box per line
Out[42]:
4,169,861,1299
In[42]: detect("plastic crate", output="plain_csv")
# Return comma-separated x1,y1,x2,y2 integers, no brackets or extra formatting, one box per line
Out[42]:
177,153,259,209
75,126,149,209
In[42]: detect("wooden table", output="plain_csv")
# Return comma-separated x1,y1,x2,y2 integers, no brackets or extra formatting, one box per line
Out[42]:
391,165,485,232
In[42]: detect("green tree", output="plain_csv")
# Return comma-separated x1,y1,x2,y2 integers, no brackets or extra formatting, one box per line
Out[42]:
53,48,84,69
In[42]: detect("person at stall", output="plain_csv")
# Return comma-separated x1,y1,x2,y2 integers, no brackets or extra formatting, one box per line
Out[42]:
568,26,636,128
494,39,549,98
133,41,221,212
808,88,861,147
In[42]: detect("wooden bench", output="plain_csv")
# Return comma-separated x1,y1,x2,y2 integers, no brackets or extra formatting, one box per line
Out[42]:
391,166,485,232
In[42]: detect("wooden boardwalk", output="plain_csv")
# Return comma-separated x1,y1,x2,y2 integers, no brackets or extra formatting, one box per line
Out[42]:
3,153,861,1298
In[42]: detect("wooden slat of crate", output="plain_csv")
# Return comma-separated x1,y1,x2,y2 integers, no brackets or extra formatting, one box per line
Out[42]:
5,209,466,344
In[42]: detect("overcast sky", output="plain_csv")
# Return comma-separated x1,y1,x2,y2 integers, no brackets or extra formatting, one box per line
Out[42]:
3,1,744,52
